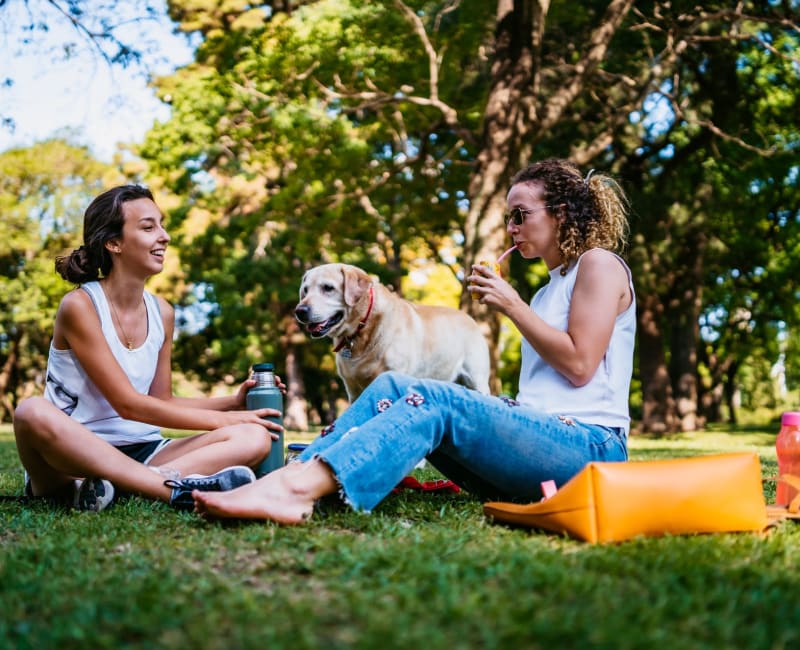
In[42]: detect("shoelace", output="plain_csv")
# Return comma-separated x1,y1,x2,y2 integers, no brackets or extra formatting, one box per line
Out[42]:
164,473,249,492
163,478,214,491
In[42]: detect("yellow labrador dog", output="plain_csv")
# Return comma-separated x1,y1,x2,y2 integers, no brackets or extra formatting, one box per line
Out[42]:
295,263,491,401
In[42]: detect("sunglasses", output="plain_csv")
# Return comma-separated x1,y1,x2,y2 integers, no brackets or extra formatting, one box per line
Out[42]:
503,205,558,226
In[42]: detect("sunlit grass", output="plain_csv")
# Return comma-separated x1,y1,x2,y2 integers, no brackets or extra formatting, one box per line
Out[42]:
1,421,797,649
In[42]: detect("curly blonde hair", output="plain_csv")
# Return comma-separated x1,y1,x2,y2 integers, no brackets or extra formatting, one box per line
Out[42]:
511,159,629,275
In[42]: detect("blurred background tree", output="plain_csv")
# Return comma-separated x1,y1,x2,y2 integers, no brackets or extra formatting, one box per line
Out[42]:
1,0,798,433
0,140,124,420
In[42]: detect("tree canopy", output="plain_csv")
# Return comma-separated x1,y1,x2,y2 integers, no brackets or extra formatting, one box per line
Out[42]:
0,140,125,419
1,0,798,432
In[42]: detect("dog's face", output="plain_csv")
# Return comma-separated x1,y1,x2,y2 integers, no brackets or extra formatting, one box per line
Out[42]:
295,264,371,338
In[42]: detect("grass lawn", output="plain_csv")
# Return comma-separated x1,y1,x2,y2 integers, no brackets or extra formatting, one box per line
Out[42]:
1,422,798,649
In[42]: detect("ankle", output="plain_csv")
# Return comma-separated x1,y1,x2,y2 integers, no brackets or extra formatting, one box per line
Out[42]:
282,459,337,501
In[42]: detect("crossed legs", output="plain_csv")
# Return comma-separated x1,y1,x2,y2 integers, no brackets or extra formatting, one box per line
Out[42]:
13,396,269,503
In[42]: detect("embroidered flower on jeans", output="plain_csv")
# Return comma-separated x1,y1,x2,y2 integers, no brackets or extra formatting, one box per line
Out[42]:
320,423,335,437
500,395,520,407
376,398,393,413
405,392,425,407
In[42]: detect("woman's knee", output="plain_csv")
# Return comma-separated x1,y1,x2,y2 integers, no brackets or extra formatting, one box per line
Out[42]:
368,371,413,396
227,424,272,459
406,375,466,404
13,397,54,436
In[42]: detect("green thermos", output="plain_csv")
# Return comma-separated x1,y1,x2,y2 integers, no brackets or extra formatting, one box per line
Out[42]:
246,363,284,476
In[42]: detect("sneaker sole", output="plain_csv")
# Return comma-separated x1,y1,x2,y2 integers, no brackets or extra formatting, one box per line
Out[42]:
75,479,115,512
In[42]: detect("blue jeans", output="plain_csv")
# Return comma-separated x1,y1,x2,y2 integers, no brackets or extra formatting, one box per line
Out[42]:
298,371,628,513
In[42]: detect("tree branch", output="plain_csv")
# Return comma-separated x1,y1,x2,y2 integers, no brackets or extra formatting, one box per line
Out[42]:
539,0,636,130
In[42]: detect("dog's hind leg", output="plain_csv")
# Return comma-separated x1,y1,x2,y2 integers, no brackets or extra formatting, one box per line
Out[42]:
453,367,491,395
457,342,492,394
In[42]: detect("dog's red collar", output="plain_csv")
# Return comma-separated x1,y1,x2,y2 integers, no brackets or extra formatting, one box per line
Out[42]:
334,285,374,354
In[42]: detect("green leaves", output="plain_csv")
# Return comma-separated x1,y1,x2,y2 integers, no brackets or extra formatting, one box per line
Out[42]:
0,140,125,418
139,0,490,393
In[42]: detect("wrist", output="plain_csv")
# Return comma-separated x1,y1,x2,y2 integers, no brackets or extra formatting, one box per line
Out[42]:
219,393,242,411
507,296,530,323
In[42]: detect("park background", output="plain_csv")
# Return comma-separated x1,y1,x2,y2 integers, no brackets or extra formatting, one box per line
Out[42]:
1,0,799,435
1,2,800,648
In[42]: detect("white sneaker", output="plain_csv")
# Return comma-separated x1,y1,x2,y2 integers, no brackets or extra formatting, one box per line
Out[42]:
74,478,115,512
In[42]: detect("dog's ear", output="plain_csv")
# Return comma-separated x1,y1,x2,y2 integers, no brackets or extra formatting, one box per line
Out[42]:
342,265,371,307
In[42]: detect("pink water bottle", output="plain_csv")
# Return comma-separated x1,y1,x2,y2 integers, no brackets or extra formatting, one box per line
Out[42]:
776,411,800,507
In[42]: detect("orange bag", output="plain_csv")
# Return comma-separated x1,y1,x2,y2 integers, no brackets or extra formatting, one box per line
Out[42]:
484,452,768,543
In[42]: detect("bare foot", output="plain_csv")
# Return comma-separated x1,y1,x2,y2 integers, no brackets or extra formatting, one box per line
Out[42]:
193,461,334,524
193,482,313,524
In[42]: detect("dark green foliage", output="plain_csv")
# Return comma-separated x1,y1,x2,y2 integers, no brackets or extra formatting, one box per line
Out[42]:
2,0,800,429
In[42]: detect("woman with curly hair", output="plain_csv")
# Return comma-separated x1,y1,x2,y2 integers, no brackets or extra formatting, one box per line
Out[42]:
194,158,636,524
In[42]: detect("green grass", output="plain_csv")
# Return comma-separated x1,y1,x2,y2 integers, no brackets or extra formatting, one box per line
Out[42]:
1,423,798,649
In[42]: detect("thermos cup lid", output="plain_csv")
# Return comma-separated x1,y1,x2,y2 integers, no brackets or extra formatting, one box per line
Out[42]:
253,363,275,372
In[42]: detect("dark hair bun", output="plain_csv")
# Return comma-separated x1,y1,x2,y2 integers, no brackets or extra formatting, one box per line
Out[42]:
55,245,100,284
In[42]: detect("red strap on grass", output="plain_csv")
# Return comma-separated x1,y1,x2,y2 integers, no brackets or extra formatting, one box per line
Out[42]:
392,476,461,494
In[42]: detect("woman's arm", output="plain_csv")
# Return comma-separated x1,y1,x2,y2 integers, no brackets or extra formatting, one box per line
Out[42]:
57,290,273,431
146,295,249,411
476,249,632,386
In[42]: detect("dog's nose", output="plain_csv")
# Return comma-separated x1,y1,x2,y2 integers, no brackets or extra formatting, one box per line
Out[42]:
295,304,310,323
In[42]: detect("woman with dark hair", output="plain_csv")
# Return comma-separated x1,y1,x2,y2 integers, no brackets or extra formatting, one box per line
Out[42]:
13,185,282,511
194,159,636,524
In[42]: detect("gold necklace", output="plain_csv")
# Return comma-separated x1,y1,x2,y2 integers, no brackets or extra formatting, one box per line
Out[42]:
104,286,142,350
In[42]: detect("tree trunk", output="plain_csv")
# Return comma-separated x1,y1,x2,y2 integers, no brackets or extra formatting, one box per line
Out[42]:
701,381,724,424
0,331,21,422
638,293,677,434
723,360,740,425
460,0,537,391
280,316,309,431
669,314,701,431
698,347,736,426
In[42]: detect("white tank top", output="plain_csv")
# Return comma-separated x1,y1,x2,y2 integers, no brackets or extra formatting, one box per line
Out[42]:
517,250,636,434
43,281,164,445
